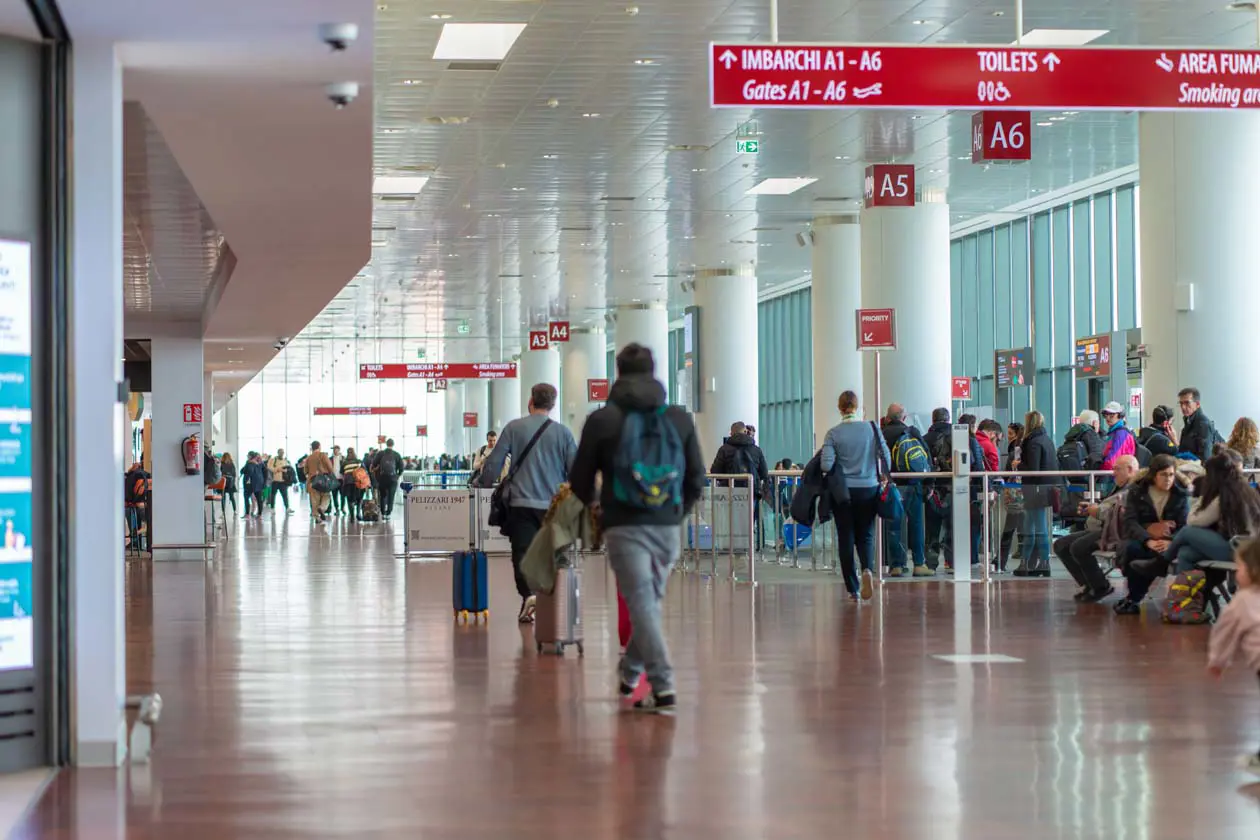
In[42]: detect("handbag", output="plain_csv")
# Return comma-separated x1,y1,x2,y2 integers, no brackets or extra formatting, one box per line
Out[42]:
488,419,552,530
311,472,337,493
870,422,903,520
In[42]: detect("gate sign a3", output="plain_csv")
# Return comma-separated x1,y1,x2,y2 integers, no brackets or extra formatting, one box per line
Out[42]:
709,43,1260,111
528,330,549,350
972,111,1031,162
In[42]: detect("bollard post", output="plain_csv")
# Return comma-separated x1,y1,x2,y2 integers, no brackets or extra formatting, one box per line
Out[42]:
747,473,756,585
981,474,991,585
709,478,718,577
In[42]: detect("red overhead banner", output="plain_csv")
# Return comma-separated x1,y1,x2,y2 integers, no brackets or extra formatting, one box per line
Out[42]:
360,362,517,380
313,406,407,416
710,43,1260,111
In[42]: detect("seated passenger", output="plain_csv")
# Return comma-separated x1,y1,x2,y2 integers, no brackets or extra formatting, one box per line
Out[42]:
1053,454,1139,602
1226,417,1260,470
1162,448,1260,574
1113,454,1191,615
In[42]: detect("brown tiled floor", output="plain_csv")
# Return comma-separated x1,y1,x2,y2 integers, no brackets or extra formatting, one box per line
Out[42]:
15,512,1260,838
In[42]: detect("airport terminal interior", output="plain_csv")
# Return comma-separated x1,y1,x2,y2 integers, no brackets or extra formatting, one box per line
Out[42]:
1,0,1260,836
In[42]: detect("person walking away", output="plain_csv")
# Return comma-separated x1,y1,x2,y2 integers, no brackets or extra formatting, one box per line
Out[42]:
329,445,345,515
1226,417,1260,470
304,441,336,523
268,449,293,514
372,439,404,520
883,404,932,576
709,421,769,548
1206,537,1260,777
1099,402,1138,470
1178,387,1223,463
241,452,267,519
569,344,705,713
341,448,364,521
1137,405,1179,459
821,390,891,602
476,383,578,624
220,452,238,518
1015,410,1059,578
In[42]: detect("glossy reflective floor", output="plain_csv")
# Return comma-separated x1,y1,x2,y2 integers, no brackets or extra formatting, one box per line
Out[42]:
16,506,1260,838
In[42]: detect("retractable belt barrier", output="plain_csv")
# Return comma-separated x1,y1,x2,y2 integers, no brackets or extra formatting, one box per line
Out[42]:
681,473,758,585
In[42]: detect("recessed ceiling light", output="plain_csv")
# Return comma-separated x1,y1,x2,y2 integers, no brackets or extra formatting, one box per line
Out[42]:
372,240,389,247
691,168,706,172
511,186,526,191
1013,28,1108,46
380,128,404,134
1062,110,1080,115
911,114,923,120
957,155,970,160
928,169,942,174
433,22,527,61
912,19,931,25
582,112,601,118
746,177,817,195
1048,116,1066,121
446,253,457,257
542,153,558,159
992,9,1005,16
835,155,852,160
431,13,453,20
1036,121,1053,127
401,79,423,86
373,175,429,196
633,58,656,65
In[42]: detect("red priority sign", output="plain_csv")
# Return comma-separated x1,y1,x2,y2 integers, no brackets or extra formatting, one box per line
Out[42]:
856,309,896,350
710,43,1260,111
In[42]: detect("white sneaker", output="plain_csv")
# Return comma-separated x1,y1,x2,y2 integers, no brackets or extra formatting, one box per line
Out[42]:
860,569,874,601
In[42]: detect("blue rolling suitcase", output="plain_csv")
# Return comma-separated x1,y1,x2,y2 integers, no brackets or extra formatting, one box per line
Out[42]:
452,549,489,623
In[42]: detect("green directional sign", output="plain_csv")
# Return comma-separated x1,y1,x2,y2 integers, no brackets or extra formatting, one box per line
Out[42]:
737,138,760,155
456,320,471,335
416,348,426,359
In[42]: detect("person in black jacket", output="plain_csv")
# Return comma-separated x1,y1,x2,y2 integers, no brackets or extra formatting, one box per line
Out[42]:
1061,412,1105,470
1113,454,1191,614
1177,387,1221,463
710,422,769,491
1136,405,1179,458
569,344,705,714
1016,410,1059,577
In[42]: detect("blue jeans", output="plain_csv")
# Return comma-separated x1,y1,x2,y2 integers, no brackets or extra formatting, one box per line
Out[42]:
886,483,927,569
1165,525,1231,573
833,485,879,595
1020,506,1052,569
606,525,682,694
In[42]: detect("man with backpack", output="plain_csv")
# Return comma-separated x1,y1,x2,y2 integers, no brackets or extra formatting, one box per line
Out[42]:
883,404,933,576
569,344,705,714
372,439,404,519
1058,411,1105,471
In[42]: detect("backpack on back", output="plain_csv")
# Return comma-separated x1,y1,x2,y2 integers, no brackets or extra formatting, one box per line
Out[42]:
1134,441,1153,467
354,467,371,490
376,452,398,479
928,433,952,473
1057,439,1087,471
1162,569,1211,625
612,407,685,510
892,432,931,474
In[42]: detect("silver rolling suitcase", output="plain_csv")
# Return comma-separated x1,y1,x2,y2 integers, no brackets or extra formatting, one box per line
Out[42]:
534,552,583,656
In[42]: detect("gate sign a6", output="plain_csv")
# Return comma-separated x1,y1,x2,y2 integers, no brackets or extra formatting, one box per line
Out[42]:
863,164,915,208
529,330,550,350
548,321,570,343
971,111,1031,162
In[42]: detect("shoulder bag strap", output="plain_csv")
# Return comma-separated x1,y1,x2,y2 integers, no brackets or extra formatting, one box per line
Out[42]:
870,422,889,481
505,419,552,483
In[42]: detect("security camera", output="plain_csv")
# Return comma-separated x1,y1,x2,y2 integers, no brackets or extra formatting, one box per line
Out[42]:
325,81,359,109
274,338,290,351
318,22,359,51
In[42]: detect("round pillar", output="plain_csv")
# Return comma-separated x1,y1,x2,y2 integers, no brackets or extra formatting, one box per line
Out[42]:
443,381,466,456
490,375,521,431
518,347,561,417
613,303,669,384
860,198,951,425
692,266,759,457
561,327,607,433
1139,111,1260,425
463,379,489,445
811,215,862,445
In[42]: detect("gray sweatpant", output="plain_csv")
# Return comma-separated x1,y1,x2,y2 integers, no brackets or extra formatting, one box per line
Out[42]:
605,524,681,694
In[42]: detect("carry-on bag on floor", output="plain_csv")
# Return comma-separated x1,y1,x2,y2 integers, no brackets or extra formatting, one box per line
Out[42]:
452,549,489,623
360,499,381,522
535,556,583,656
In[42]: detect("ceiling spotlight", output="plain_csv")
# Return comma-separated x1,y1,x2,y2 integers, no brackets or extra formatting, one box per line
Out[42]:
835,155,852,160
511,186,526,191
542,153,558,159
430,13,453,20
582,112,601,118
912,19,931,25
633,58,656,65
401,79,423,86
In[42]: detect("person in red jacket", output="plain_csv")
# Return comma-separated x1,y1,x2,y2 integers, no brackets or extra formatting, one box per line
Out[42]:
977,420,1003,472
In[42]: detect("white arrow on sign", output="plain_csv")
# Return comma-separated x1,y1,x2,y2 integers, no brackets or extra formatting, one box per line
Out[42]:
719,49,737,69
1042,52,1060,72
863,332,875,342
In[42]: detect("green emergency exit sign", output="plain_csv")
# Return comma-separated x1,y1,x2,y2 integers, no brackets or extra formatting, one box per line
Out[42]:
737,138,759,155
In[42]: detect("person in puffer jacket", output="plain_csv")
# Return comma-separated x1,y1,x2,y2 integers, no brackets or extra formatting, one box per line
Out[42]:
1100,401,1138,470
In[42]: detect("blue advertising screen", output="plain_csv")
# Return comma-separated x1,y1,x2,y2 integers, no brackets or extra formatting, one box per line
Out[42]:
0,239,33,671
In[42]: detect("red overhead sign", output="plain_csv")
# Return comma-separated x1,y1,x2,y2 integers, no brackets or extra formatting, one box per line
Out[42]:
528,330,550,350
972,111,1031,162
710,43,1260,111
856,308,896,350
864,164,914,208
313,406,407,416
952,377,973,401
463,412,479,428
587,378,610,402
359,363,516,380
548,321,570,343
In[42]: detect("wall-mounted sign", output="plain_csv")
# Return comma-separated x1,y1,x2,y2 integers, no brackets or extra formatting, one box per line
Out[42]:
313,406,407,416
416,425,428,437
0,238,32,672
709,43,1260,111
863,164,914,208
182,403,202,424
528,330,550,350
547,321,570,343
588,379,610,402
736,138,760,154
360,363,517,380
463,412,479,428
1074,334,1112,379
856,308,897,350
434,379,448,392
971,111,1031,161
995,346,1032,388
951,377,972,401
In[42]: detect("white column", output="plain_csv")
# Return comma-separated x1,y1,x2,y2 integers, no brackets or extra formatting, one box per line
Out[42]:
221,397,239,462
561,327,608,433
203,372,214,450
1139,111,1260,424
149,335,206,556
613,303,669,384
518,347,561,417
811,216,862,445
692,267,759,457
464,379,489,447
490,376,521,431
443,381,466,456
860,198,951,424
71,39,127,767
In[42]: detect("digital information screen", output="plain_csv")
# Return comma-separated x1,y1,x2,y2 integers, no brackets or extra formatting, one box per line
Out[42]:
1075,334,1112,379
994,346,1032,388
0,239,32,672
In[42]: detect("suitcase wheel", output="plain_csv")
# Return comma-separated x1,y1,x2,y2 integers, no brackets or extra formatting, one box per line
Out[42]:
554,643,564,656
576,642,584,657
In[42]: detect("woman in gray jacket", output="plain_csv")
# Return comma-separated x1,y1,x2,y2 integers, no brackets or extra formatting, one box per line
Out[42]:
820,390,891,602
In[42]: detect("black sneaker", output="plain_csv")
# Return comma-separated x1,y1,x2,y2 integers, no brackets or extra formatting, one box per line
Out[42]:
1083,585,1114,603
633,690,676,714
1073,587,1090,602
618,677,639,697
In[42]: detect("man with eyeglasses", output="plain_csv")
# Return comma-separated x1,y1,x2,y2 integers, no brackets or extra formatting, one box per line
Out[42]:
1176,387,1224,463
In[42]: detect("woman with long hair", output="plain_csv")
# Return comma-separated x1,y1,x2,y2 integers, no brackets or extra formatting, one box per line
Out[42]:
341,447,363,521
1227,417,1260,470
1114,453,1191,615
820,390,891,602
1015,410,1058,577
220,452,238,517
1163,448,1260,573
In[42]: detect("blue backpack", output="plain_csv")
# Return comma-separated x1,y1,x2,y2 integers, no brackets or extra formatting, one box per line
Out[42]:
612,407,685,510
892,432,931,474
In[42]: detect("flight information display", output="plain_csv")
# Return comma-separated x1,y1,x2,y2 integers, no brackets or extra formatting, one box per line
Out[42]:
995,346,1032,388
1075,334,1112,379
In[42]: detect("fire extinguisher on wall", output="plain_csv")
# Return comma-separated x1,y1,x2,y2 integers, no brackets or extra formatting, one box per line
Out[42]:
182,434,201,476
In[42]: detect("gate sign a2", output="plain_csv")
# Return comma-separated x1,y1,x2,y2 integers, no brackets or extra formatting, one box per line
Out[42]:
709,43,1260,111
972,111,1031,162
